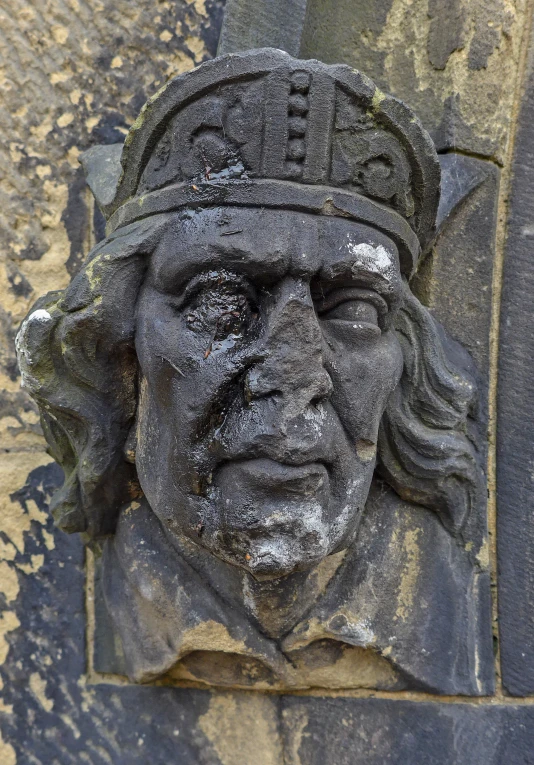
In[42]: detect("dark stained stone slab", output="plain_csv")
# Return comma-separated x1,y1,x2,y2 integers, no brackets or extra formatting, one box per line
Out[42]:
424,154,498,375
280,696,534,765
497,23,534,697
218,0,308,56
412,154,499,441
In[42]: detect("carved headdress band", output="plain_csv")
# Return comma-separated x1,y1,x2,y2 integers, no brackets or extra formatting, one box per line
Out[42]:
81,48,441,277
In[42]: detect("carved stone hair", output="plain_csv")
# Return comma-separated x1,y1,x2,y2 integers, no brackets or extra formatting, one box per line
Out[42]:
16,213,483,545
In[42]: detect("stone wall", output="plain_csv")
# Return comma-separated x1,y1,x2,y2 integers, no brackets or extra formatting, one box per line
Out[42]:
2,1,534,762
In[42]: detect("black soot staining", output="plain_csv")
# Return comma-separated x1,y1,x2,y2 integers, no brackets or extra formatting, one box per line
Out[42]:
180,270,260,358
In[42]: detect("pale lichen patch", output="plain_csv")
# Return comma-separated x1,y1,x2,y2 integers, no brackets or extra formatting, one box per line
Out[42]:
395,528,422,621
0,455,51,553
0,732,16,765
29,672,54,712
17,554,45,575
198,693,283,765
42,529,55,551
0,612,21,666
178,620,251,658
0,539,17,562
476,539,490,569
165,50,196,78
0,563,19,605
51,24,69,44
57,112,74,128
185,35,207,62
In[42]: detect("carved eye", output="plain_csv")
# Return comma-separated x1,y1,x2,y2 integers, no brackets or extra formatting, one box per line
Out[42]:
316,287,385,331
322,299,378,325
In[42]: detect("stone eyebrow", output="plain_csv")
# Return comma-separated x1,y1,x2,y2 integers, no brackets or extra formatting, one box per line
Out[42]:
152,236,292,293
317,238,402,306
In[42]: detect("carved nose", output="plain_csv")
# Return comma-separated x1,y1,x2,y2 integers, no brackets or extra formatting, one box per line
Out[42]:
245,279,333,411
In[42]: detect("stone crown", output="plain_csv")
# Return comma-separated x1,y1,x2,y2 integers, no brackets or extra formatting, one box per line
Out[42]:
84,48,441,276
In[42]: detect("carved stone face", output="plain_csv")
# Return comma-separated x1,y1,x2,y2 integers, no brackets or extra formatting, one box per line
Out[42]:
134,206,404,579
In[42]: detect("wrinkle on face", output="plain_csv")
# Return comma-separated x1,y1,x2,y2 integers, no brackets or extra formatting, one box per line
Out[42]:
148,208,403,308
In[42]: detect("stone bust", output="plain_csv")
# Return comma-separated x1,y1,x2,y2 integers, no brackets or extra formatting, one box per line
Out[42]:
16,49,492,694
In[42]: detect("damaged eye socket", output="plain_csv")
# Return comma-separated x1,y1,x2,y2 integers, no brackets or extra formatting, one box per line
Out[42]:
212,294,250,340
182,271,259,341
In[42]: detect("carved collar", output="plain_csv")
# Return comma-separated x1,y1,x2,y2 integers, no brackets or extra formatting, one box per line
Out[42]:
101,484,492,695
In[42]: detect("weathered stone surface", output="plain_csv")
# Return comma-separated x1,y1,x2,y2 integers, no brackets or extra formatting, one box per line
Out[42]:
0,2,225,760
280,696,534,764
0,0,224,457
1,0,534,761
218,0,308,56
497,16,534,697
413,155,499,420
15,48,492,695
300,0,529,162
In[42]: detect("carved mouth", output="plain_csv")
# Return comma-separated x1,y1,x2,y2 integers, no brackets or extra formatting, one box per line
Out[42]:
221,457,329,496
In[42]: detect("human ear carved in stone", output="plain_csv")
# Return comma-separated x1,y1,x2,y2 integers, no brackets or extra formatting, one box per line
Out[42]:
17,49,492,695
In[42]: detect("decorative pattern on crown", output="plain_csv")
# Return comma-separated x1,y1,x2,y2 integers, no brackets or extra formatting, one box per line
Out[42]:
107,49,439,250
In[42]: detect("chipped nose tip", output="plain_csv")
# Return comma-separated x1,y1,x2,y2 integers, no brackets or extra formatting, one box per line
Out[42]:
244,363,333,406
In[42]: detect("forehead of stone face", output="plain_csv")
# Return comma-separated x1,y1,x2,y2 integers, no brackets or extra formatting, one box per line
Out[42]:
148,207,402,297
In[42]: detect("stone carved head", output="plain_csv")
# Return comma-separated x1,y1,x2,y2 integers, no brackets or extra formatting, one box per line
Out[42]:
16,50,489,692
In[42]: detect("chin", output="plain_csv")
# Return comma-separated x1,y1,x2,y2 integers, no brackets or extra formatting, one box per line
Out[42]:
213,524,338,580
